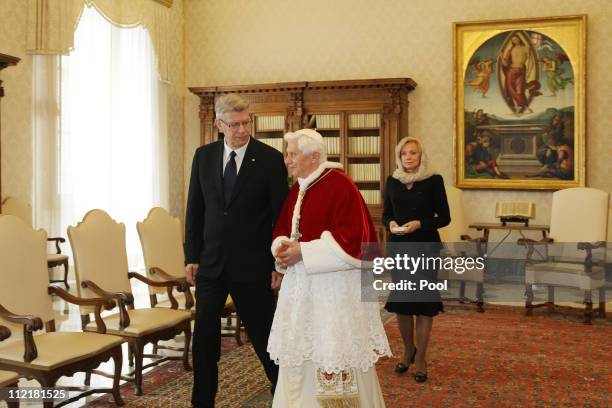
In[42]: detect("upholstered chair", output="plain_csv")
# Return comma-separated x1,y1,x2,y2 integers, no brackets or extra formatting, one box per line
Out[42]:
68,209,192,396
438,185,487,312
520,187,609,324
137,207,243,347
0,325,20,408
0,215,124,407
1,197,70,289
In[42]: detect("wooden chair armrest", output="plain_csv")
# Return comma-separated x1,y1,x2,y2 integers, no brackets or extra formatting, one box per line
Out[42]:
517,237,554,245
577,241,606,250
47,286,114,334
149,267,186,284
81,280,134,304
518,237,553,263
47,237,66,254
48,286,115,309
81,280,133,329
0,303,43,330
460,234,486,256
577,241,607,272
0,304,42,362
129,271,179,288
129,271,183,309
148,267,194,309
0,325,11,341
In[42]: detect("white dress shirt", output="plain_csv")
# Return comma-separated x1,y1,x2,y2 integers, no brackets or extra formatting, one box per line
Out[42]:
223,138,250,174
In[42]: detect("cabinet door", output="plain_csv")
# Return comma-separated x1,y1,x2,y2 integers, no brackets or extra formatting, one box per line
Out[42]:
253,114,286,154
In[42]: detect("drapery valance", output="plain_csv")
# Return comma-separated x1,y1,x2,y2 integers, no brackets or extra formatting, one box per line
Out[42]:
26,0,171,81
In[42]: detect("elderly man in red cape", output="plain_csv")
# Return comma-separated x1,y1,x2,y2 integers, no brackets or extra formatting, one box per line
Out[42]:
268,129,390,408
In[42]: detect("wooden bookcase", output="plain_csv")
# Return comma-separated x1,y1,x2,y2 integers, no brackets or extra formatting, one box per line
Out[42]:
189,78,417,224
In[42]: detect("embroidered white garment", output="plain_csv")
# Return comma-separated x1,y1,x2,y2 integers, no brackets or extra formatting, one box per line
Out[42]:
268,162,391,374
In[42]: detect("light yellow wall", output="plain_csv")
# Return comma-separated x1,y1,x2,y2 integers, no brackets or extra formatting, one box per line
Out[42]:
184,0,612,234
0,0,32,204
0,0,185,219
163,0,185,218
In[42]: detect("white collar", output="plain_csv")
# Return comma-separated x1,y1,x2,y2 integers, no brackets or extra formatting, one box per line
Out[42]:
223,138,250,158
297,161,343,191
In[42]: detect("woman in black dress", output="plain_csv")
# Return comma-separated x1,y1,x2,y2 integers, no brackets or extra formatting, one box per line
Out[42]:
383,137,450,383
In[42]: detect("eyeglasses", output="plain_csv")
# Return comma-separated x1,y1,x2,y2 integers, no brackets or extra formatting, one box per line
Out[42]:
219,119,252,130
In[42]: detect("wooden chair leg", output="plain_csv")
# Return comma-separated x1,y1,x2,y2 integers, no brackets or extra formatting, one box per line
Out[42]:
459,282,466,303
183,322,193,371
584,290,593,324
476,282,484,313
62,259,70,289
132,341,145,396
111,346,125,406
35,374,59,408
598,287,606,318
127,343,134,367
547,286,555,311
152,341,158,355
525,284,534,316
84,370,91,385
5,381,19,408
235,313,243,346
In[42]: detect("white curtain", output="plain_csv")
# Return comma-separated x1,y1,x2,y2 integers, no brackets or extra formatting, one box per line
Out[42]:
57,5,168,269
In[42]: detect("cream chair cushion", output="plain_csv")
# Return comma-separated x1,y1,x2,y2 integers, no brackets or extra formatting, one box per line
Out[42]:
0,332,123,371
0,215,55,324
84,308,191,337
0,370,20,386
525,263,605,291
137,207,186,295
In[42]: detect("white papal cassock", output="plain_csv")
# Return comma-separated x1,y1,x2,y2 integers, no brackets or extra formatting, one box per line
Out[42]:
268,162,391,408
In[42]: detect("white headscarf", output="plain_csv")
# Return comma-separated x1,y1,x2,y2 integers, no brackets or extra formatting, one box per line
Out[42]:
391,137,435,189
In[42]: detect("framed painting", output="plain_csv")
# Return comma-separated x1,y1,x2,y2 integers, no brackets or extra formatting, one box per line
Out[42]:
454,15,586,190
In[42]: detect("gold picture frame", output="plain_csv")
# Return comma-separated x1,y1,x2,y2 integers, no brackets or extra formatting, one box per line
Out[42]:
454,15,586,190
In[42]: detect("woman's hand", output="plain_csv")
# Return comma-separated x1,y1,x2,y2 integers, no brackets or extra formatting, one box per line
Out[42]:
401,220,422,234
389,220,407,235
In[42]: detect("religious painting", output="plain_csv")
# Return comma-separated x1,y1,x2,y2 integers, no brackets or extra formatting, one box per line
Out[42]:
454,15,586,190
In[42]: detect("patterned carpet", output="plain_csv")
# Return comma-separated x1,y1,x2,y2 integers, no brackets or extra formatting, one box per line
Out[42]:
88,304,611,407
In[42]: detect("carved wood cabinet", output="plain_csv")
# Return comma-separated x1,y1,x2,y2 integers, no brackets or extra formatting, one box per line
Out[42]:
0,53,20,206
189,78,417,223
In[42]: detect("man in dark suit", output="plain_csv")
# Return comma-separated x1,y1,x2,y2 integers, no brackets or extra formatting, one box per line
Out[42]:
185,93,288,407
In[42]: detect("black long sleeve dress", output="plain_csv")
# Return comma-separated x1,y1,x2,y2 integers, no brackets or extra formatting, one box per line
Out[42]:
382,174,451,316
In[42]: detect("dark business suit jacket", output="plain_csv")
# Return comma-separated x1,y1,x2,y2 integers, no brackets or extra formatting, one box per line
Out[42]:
184,138,288,282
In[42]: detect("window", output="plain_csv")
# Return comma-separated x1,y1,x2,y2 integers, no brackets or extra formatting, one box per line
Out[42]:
59,5,167,268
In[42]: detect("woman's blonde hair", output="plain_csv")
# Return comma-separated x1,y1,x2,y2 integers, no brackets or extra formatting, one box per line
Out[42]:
395,137,424,171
